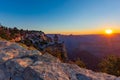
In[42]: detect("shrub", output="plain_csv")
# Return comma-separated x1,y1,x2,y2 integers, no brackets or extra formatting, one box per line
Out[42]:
75,58,86,68
99,55,120,76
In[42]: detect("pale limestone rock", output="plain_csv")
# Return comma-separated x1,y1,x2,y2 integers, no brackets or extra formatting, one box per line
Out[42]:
38,53,61,63
0,40,119,80
0,42,42,63
116,77,120,80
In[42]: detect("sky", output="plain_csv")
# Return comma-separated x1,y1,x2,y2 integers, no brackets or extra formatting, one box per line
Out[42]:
0,0,120,35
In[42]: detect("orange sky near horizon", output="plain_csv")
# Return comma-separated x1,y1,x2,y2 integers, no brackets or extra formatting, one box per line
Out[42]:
46,28,120,35
44,24,120,35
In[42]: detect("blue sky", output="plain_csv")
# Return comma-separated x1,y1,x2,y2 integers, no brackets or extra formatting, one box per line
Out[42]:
0,0,120,34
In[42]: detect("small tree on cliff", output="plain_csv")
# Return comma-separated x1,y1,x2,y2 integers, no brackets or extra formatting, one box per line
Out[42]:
75,58,86,68
99,55,120,76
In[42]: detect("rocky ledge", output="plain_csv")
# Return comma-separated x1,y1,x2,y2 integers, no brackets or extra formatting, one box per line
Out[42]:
0,40,119,80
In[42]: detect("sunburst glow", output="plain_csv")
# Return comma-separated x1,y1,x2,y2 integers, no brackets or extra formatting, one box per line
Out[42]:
105,29,113,34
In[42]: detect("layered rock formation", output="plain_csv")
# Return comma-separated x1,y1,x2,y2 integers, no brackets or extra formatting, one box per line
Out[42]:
0,40,119,80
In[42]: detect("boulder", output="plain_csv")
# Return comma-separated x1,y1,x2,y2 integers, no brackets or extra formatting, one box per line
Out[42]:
0,42,42,63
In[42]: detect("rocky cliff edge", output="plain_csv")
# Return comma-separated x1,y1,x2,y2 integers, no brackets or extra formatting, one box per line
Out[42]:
0,40,119,80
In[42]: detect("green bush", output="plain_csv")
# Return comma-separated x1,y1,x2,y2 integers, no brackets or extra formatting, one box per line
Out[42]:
99,55,120,76
75,58,86,68
45,47,67,62
24,38,33,46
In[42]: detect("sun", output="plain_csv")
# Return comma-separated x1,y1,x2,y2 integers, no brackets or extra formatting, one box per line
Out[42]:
105,29,113,34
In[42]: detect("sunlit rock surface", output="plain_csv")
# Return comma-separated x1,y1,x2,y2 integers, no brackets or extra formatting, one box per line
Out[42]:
0,40,119,80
